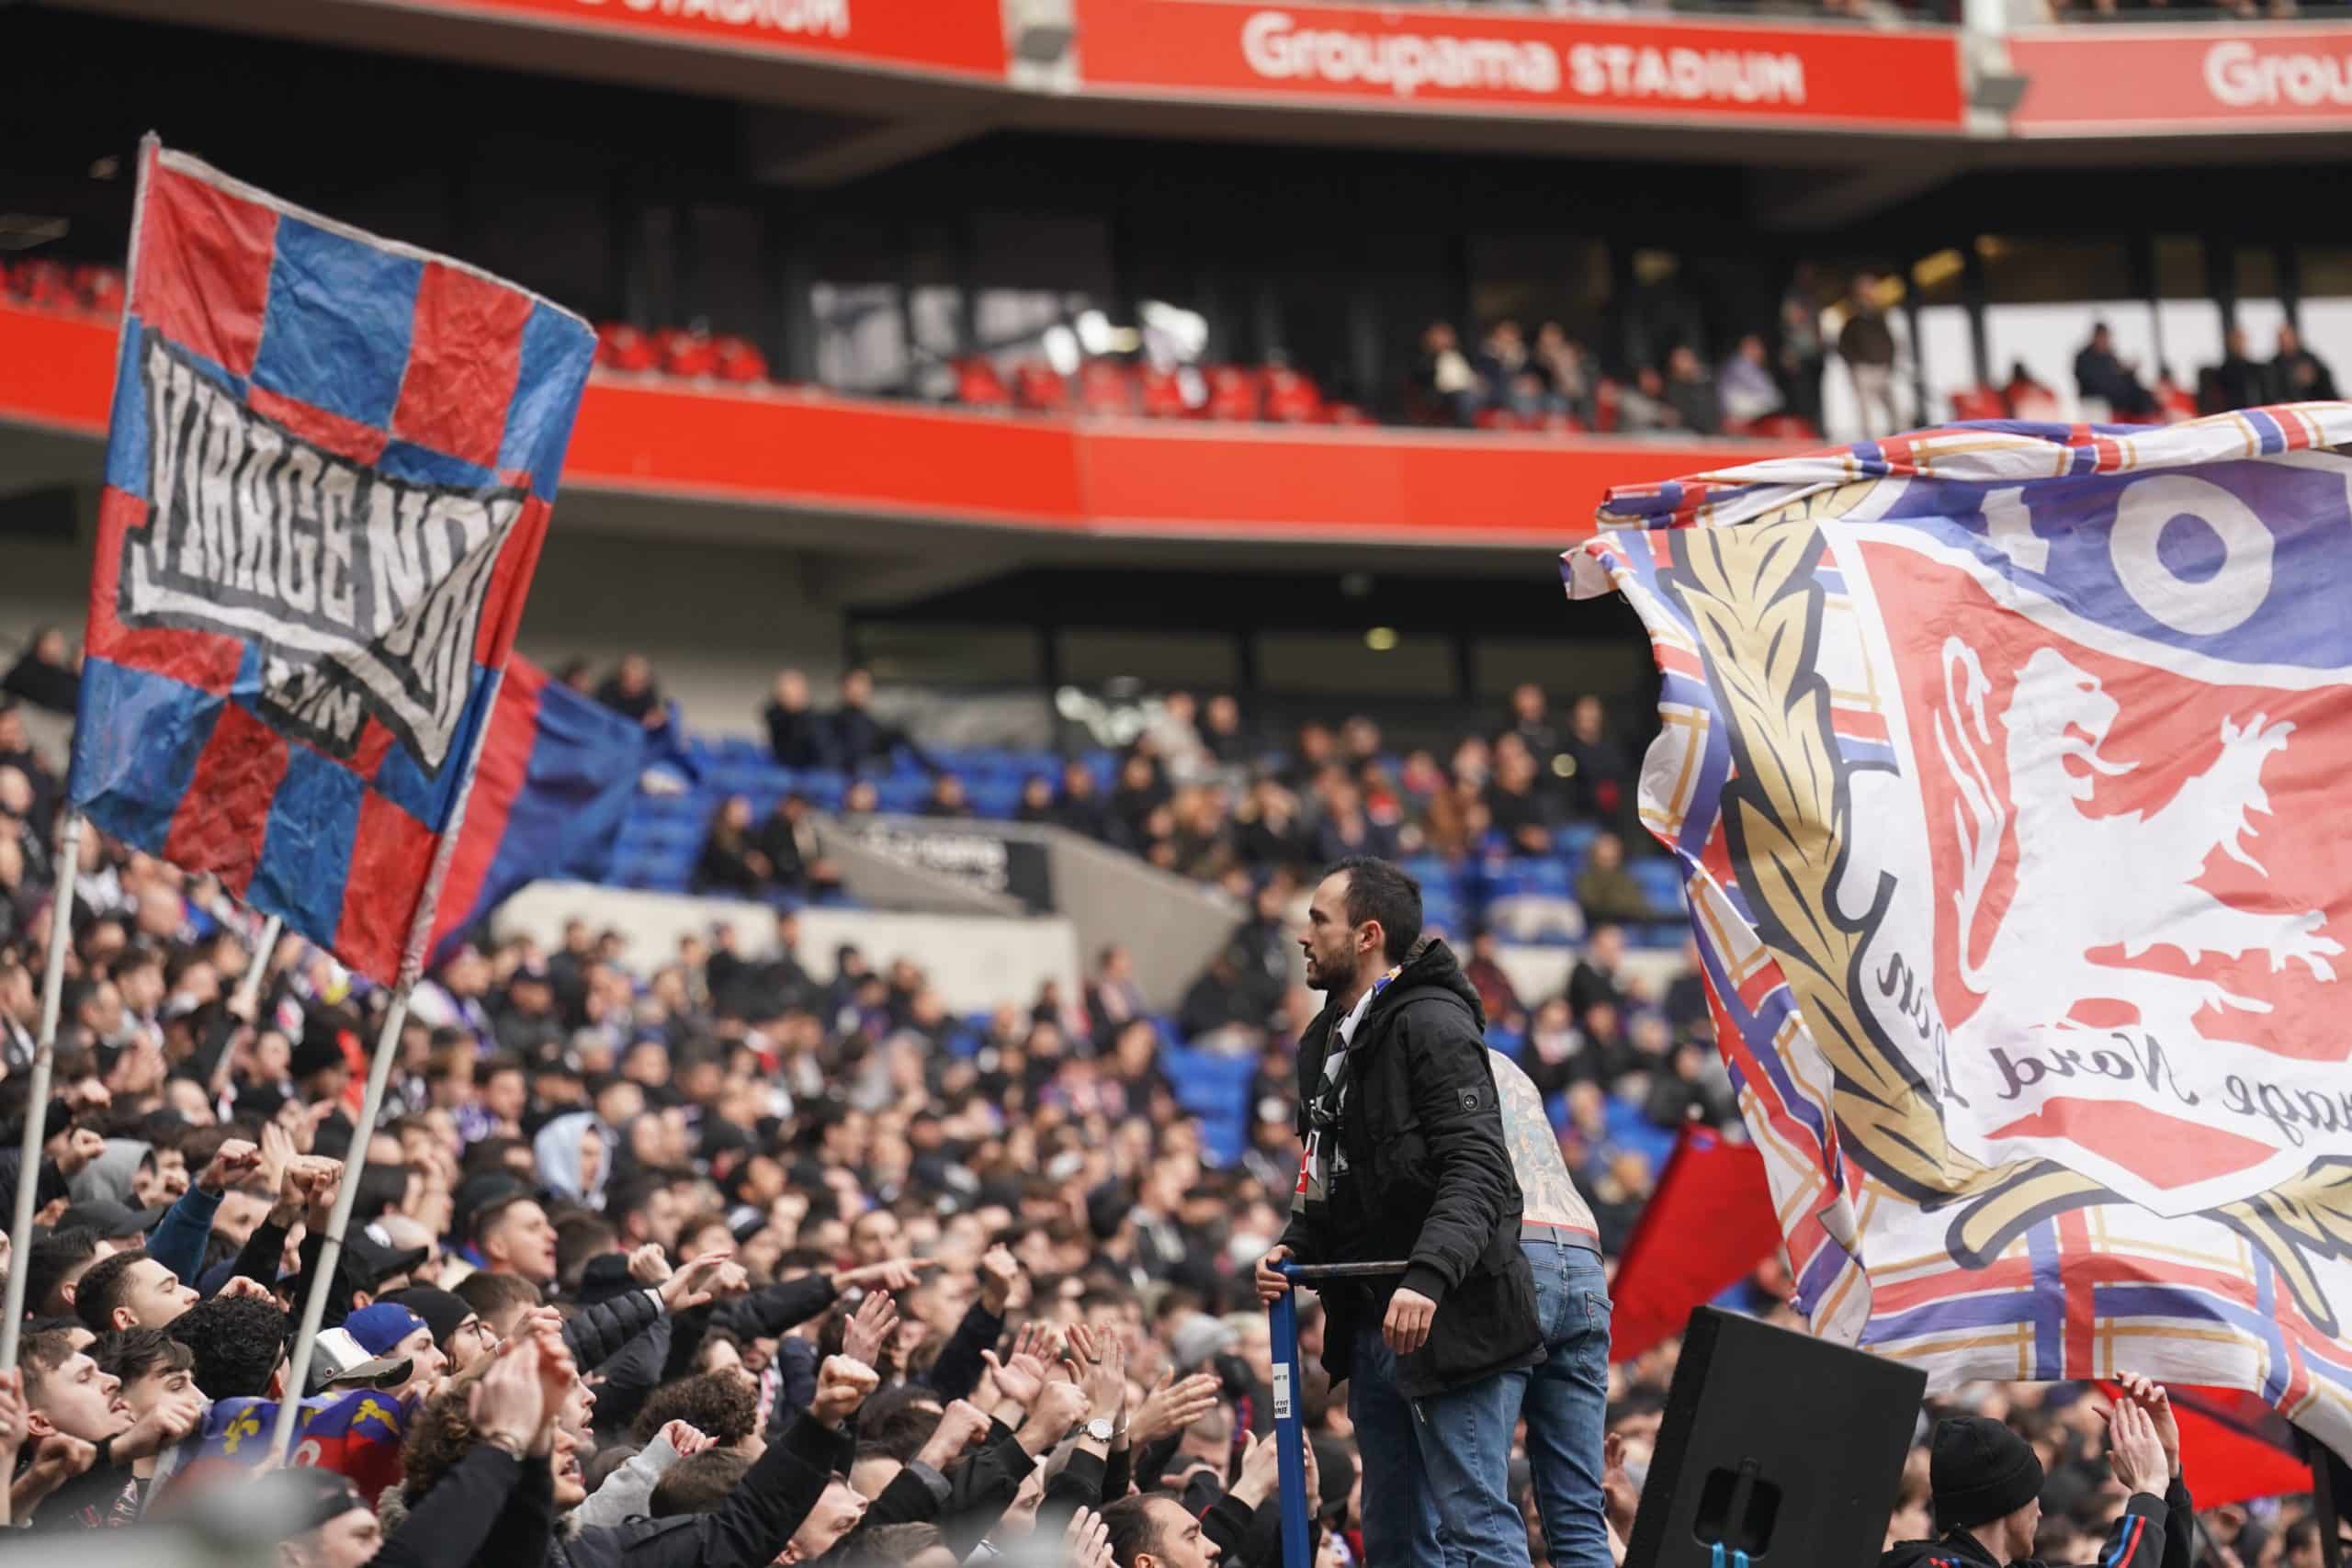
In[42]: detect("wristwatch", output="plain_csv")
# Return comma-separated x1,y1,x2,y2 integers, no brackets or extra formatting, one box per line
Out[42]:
1083,1417,1115,1444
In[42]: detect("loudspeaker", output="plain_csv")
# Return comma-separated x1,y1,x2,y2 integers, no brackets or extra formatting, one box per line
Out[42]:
1624,1306,1927,1568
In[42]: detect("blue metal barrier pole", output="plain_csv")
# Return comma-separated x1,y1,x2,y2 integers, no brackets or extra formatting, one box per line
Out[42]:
1271,1262,1311,1568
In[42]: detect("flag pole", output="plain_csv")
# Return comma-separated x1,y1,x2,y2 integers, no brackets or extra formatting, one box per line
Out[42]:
1,815,85,1371
270,668,509,1460
234,913,283,1017
2312,1435,2346,1568
268,981,413,1456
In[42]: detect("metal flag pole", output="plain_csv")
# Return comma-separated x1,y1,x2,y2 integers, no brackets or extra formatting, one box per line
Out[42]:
234,914,283,1016
2312,1432,2346,1568
1267,1258,1408,1568
270,668,509,1461
1,815,85,1371
267,981,413,1456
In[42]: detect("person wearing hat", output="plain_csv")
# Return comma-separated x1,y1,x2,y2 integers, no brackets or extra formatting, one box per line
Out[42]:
386,1286,501,1373
1881,1376,2187,1568
341,1303,447,1398
266,1468,382,1568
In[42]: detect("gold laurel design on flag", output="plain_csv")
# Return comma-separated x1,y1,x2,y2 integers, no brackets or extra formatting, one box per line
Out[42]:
1669,517,2107,1258
2219,1161,2352,1337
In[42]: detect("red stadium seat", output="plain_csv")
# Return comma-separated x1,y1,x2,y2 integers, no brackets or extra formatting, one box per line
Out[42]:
1949,386,2007,422
712,334,767,384
1199,366,1259,422
1320,402,1371,426
656,328,718,379
1137,367,1189,418
1538,412,1589,435
1741,413,1821,441
73,265,125,316
596,322,657,373
6,259,74,310
1260,365,1323,423
1012,361,1069,413
1475,407,1531,431
1593,378,1623,434
1078,359,1138,417
2009,386,2063,421
954,357,1012,410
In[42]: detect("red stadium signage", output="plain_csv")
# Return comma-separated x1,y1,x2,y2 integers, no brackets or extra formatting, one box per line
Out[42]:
2009,27,2352,132
377,0,1007,80
1071,0,1968,130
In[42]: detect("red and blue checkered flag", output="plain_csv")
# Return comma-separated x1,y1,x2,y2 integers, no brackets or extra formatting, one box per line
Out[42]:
1568,405,2352,1459
70,141,594,985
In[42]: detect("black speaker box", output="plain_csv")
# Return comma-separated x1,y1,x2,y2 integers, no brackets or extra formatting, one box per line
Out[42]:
1623,1305,1927,1567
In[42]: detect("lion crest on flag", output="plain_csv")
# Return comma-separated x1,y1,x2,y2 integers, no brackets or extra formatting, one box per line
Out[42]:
1939,641,2339,1028
1568,409,2352,1452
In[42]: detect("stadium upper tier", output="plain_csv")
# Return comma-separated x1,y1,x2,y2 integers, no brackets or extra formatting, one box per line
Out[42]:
44,0,2352,147
0,292,1785,548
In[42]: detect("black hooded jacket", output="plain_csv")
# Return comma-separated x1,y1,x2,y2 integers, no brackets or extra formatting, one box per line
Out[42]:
1277,936,1541,1398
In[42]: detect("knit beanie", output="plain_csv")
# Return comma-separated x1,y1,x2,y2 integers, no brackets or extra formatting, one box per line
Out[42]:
1930,1415,2044,1532
384,1287,475,1350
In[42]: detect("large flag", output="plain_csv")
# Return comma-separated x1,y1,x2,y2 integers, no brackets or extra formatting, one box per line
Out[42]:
1606,1122,1780,1364
1567,405,2352,1457
424,653,650,963
70,141,594,985
147,1389,407,1510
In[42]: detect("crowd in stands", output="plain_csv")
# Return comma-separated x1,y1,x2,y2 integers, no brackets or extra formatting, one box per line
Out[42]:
0,625,2342,1564
0,667,2333,1568
1402,274,1909,442
1948,320,2341,425
664,663,1681,959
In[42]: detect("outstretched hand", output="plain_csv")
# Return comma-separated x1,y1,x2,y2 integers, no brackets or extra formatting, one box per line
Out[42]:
2113,1373,2180,1478
841,1290,899,1371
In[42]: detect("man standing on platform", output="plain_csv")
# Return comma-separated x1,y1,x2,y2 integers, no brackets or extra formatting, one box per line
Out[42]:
1258,857,1542,1568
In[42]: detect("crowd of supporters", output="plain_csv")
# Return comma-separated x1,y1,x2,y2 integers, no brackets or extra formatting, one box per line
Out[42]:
718,668,1649,898
0,631,2341,1564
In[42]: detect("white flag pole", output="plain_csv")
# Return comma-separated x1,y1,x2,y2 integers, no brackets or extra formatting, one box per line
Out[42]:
270,668,509,1460
1,815,85,1371
234,914,284,1017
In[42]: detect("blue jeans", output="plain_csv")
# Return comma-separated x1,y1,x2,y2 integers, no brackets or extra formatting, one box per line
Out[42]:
1351,1323,1531,1568
1513,1237,1613,1568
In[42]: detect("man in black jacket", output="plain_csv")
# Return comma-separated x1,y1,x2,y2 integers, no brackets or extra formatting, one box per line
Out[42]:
1257,856,1542,1568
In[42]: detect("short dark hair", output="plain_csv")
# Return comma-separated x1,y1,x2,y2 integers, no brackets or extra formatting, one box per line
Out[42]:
469,1190,542,1248
351,1161,411,1221
74,1247,153,1331
453,1270,540,1322
27,1227,102,1314
169,1293,291,1400
21,1328,82,1405
650,1450,750,1517
855,1525,947,1566
1324,856,1422,964
632,1371,757,1446
94,1326,193,1386
1101,1495,1166,1568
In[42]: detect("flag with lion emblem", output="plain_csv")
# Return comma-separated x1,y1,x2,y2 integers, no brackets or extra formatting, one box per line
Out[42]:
1566,404,2352,1457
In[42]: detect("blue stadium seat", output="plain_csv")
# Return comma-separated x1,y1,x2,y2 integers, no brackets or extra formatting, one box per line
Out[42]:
876,777,932,815
1631,860,1686,910
1159,1041,1256,1167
